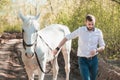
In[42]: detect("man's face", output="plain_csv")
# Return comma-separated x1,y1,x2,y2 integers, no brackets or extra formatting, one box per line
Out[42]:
86,20,95,31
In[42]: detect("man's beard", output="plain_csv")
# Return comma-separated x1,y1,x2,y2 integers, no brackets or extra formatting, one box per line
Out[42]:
87,27,95,31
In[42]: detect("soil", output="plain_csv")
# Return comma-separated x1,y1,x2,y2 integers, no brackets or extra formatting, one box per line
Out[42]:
0,39,27,80
0,32,120,80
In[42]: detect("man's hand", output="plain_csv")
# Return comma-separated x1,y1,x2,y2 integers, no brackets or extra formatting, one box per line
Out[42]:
52,49,58,55
90,49,96,57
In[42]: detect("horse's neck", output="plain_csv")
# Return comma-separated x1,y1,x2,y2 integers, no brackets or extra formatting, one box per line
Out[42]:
36,36,54,62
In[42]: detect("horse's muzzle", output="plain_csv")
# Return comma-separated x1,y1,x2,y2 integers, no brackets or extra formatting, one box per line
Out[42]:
25,53,34,58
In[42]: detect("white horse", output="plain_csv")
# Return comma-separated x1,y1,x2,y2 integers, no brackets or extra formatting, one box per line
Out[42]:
19,12,71,80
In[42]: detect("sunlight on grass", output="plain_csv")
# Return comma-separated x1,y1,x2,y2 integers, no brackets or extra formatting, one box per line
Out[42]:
3,24,21,33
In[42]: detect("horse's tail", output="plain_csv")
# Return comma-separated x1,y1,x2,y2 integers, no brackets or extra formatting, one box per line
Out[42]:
59,25,71,53
60,25,72,46
64,26,71,36
59,25,71,36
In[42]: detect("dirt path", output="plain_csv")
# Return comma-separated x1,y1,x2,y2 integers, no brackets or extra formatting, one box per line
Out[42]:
0,39,27,80
0,34,120,80
0,39,79,80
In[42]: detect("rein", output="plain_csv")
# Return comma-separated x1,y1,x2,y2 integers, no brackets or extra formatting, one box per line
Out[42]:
38,35,52,51
22,30,53,74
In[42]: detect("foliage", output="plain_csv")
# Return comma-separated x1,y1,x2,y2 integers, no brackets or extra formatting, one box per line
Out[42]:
0,0,11,10
0,0,120,60
3,24,21,33
112,0,120,4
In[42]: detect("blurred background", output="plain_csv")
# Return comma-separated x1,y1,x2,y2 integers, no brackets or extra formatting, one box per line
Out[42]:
0,0,120,79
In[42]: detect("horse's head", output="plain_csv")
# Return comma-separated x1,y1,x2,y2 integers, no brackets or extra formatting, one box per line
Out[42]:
19,12,40,57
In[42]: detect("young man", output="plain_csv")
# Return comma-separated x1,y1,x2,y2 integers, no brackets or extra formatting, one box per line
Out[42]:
52,14,105,80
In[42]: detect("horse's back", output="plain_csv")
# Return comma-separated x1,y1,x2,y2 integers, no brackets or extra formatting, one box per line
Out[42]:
38,24,71,49
41,24,70,35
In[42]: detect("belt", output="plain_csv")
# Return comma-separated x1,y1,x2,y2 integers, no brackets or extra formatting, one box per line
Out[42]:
80,55,97,60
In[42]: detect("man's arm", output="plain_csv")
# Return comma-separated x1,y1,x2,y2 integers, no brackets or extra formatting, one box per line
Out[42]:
52,27,80,55
90,30,105,57
52,37,68,55
57,38,68,49
96,46,105,52
89,46,105,57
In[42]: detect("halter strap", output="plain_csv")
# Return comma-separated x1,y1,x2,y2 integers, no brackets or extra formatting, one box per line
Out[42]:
22,29,38,49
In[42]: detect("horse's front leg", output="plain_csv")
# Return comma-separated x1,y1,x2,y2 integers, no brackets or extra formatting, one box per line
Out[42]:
25,66,35,80
37,59,46,80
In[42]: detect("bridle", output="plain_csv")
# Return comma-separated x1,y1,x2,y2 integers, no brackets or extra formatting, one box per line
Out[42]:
22,29,38,48
22,29,53,74
22,29,53,54
22,29,38,58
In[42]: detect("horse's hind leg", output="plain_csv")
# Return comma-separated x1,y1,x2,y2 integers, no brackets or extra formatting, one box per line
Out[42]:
61,43,71,80
52,58,59,80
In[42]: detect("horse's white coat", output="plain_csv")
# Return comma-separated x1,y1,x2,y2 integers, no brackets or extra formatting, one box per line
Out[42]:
19,13,71,80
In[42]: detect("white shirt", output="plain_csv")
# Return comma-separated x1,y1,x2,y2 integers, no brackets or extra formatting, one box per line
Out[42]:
65,26,105,57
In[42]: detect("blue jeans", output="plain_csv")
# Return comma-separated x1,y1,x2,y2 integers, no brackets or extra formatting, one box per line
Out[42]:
78,55,98,80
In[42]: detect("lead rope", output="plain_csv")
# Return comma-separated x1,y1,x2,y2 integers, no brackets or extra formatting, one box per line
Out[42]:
38,35,57,59
34,51,52,74
34,34,53,74
39,35,52,51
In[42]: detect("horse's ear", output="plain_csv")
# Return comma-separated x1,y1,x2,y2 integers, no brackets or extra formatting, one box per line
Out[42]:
35,13,40,20
18,11,26,22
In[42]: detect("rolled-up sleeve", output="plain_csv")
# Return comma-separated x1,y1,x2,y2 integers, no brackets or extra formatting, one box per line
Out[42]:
98,30,105,47
65,28,80,40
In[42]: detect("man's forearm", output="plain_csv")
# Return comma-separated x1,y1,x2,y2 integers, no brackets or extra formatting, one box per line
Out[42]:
57,37,68,48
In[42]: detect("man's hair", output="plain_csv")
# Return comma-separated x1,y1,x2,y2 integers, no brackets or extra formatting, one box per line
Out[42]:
86,14,95,22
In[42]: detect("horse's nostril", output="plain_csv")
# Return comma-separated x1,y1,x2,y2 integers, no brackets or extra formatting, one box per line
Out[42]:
25,53,34,58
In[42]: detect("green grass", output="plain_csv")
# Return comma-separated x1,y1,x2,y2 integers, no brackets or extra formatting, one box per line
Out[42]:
4,24,21,33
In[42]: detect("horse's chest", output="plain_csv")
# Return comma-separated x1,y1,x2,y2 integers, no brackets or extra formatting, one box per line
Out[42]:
46,50,54,62
24,57,38,69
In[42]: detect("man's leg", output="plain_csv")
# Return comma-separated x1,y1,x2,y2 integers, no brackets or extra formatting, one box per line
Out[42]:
78,57,90,80
89,56,98,80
